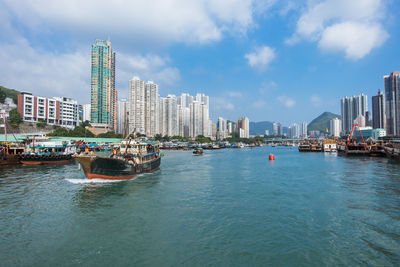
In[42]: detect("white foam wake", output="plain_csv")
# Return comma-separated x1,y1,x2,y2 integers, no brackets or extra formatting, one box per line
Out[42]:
65,178,125,184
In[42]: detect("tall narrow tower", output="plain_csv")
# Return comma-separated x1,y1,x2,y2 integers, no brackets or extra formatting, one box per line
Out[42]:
90,39,117,131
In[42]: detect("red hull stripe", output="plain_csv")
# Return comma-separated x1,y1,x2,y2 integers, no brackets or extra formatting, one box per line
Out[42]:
21,159,74,165
86,173,136,180
86,166,160,180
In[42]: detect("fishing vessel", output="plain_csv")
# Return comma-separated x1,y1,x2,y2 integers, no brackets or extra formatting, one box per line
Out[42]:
74,138,161,180
383,140,400,161
0,111,26,165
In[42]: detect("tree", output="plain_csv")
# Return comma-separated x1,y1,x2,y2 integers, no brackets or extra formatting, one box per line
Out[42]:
8,108,22,128
0,88,6,103
37,120,47,128
195,135,212,143
80,120,91,128
96,131,122,138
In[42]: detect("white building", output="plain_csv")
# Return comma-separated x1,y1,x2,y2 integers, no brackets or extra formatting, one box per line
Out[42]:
217,117,227,140
128,77,160,136
83,104,91,122
330,118,342,137
301,122,307,139
53,97,79,128
117,99,128,136
238,117,249,138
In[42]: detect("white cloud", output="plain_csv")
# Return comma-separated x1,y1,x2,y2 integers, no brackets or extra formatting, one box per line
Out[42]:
227,91,242,97
0,37,180,103
3,0,268,45
277,96,295,108
287,0,388,60
212,97,235,111
0,38,89,101
245,46,276,70
318,22,388,60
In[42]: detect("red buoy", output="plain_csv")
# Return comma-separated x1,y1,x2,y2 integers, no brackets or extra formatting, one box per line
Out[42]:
269,154,275,160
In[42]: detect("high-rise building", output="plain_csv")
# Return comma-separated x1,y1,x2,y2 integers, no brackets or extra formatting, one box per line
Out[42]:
273,122,278,135
83,104,91,122
238,117,249,138
117,99,128,136
341,93,368,134
53,97,80,128
300,122,307,139
384,72,400,136
90,39,117,131
372,89,385,129
288,123,300,139
217,117,227,140
129,77,160,136
330,118,342,137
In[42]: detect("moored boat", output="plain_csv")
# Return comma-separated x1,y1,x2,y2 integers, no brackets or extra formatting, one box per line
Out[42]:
75,139,161,180
18,141,76,165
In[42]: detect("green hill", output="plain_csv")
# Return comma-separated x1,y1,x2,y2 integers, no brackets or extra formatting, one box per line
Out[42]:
308,112,341,133
0,85,20,104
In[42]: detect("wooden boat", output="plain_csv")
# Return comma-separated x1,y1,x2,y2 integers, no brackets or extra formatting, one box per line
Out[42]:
0,144,26,165
75,139,161,180
384,140,400,161
18,141,76,165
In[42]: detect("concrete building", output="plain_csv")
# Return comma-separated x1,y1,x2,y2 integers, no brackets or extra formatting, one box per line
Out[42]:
384,72,400,136
129,77,145,134
238,117,249,138
288,123,300,139
217,117,227,140
372,128,386,140
53,97,79,128
330,118,342,137
300,122,307,139
90,39,117,131
17,92,79,128
341,93,368,134
117,99,128,136
83,104,91,122
372,90,385,129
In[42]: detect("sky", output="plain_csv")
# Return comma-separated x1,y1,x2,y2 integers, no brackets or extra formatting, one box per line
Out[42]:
0,0,399,126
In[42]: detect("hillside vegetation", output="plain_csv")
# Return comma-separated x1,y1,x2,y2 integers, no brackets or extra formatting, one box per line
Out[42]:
0,85,20,104
307,112,341,132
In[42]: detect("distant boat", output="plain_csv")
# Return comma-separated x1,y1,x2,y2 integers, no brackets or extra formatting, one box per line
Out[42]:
193,147,203,155
18,141,76,165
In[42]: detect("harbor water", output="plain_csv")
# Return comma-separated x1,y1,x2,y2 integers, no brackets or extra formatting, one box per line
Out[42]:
1,147,400,266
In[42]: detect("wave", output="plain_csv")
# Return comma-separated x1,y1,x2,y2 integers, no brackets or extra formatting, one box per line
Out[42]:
65,178,126,184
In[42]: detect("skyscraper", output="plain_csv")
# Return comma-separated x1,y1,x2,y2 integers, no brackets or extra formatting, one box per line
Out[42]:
384,72,400,136
129,77,160,136
117,99,128,136
341,93,368,134
300,122,307,138
238,117,249,138
372,90,385,129
90,39,117,131
330,118,342,137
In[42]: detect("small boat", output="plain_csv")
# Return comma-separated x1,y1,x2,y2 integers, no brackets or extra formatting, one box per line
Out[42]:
75,137,161,180
18,141,76,165
193,147,203,155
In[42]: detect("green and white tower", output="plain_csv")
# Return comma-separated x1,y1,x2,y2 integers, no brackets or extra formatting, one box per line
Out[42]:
90,39,117,132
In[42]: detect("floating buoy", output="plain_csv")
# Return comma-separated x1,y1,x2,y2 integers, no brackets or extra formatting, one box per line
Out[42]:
269,154,275,160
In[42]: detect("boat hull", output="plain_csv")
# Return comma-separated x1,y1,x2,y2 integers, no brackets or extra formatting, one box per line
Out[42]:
75,156,161,180
18,154,74,165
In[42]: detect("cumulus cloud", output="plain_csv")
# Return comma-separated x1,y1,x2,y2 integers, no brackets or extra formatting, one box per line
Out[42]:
3,0,268,45
277,96,295,108
245,46,276,70
287,0,388,60
310,95,322,107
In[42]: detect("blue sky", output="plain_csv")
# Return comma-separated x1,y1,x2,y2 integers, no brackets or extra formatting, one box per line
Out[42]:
0,0,399,125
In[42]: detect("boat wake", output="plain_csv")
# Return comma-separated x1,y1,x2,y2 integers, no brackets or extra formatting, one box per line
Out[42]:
65,178,126,184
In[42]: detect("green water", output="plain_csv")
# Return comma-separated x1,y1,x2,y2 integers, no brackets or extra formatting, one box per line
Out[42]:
1,147,400,266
